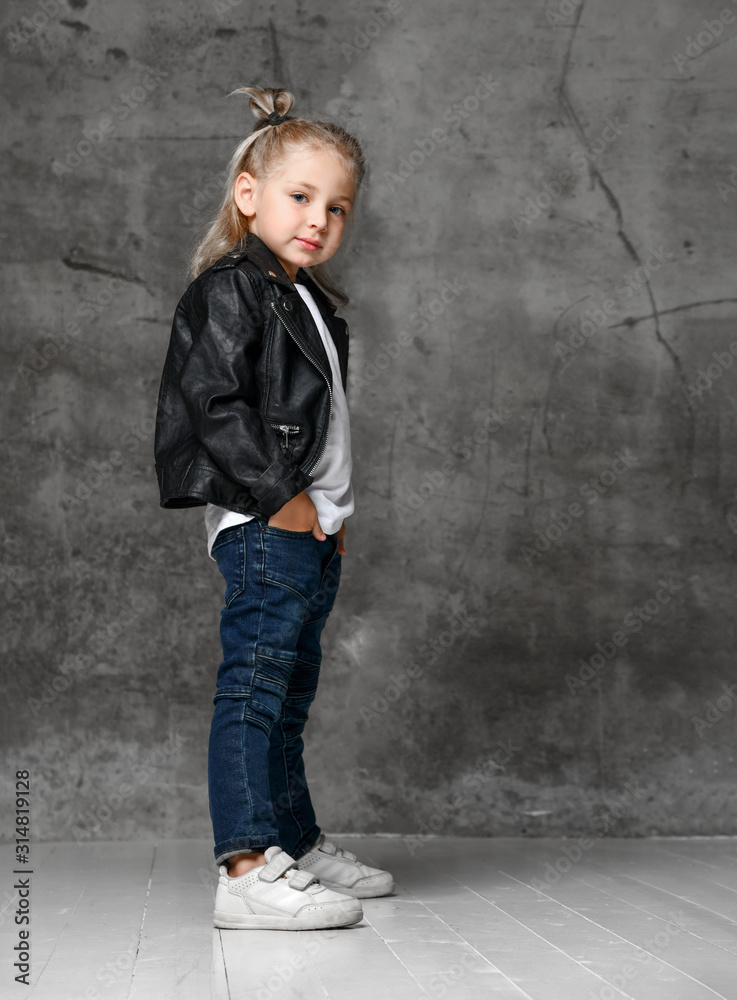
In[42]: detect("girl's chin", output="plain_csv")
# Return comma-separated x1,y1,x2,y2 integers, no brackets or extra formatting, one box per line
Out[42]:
293,251,327,269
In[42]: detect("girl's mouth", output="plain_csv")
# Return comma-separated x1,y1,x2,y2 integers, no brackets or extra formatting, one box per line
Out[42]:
295,237,322,250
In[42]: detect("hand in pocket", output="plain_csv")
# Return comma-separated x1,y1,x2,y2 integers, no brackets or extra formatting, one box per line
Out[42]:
268,491,326,540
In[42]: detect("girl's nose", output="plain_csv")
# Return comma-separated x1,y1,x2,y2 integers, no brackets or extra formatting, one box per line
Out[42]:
309,207,329,231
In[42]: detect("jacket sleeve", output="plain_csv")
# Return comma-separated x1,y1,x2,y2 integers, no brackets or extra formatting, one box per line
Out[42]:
178,265,313,517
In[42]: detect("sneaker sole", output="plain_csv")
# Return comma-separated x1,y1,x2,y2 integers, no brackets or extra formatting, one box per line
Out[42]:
213,901,363,931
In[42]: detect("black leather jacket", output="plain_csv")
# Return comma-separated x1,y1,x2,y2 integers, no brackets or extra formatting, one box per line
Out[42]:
153,231,349,519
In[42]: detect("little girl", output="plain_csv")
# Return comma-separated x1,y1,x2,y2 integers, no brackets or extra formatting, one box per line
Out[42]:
154,86,395,930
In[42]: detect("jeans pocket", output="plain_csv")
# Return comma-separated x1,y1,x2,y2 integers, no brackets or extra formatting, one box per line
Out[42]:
213,529,246,609
262,524,315,538
260,530,325,602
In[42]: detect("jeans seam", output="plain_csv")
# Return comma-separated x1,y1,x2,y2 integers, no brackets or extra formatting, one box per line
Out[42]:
256,526,267,689
263,577,311,604
237,697,256,837
302,608,333,629
215,528,247,609
278,717,305,846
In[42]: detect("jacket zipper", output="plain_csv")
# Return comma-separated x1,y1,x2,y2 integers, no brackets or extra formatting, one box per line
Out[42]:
269,422,301,452
271,300,332,474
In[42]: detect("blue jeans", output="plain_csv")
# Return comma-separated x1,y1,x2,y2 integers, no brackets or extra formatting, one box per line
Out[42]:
208,514,341,866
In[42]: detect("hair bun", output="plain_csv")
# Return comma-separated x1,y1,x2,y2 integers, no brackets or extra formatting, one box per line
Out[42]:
229,85,296,123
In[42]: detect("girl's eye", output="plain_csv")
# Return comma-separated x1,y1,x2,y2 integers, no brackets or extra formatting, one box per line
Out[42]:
291,193,346,216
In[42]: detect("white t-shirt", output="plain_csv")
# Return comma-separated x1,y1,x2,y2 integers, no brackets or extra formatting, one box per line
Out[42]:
204,282,353,559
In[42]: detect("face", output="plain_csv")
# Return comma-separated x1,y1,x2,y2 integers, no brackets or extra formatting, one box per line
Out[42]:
234,147,355,282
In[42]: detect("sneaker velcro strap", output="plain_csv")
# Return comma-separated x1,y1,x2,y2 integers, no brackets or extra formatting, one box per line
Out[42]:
320,840,357,863
258,851,297,883
286,869,318,890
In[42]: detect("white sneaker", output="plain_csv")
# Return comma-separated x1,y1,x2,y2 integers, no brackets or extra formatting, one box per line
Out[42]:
213,845,363,930
295,834,395,898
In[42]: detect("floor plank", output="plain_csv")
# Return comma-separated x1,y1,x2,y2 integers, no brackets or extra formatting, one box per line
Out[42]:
127,840,228,1000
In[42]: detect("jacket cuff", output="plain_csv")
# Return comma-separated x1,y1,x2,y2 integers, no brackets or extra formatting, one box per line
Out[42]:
250,460,313,518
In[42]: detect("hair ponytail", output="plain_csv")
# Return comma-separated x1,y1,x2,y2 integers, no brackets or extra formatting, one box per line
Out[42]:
187,85,366,306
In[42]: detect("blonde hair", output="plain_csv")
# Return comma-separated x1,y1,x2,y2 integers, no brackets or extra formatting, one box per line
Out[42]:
188,86,367,306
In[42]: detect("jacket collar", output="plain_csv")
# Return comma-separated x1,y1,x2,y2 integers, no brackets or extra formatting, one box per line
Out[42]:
239,231,294,288
237,232,338,315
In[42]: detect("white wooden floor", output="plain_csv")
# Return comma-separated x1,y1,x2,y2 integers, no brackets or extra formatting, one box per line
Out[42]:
2,836,736,999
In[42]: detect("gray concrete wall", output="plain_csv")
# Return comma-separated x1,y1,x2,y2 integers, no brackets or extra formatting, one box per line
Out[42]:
2,0,737,846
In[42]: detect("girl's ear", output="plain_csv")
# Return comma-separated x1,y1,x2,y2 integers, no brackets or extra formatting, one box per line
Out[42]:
234,171,257,218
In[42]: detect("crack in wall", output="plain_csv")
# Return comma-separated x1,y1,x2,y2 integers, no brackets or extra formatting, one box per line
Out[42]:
268,18,289,90
542,295,592,456
609,297,737,331
61,256,144,284
555,0,696,482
